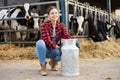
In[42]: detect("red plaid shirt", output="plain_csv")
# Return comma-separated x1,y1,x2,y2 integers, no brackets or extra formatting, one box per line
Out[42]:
40,20,72,49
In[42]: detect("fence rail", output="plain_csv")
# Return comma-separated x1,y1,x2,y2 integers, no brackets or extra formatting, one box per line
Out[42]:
0,1,60,45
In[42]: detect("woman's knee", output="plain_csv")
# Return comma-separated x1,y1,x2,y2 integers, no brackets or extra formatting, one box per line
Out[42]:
53,49,60,56
36,40,46,48
53,49,61,61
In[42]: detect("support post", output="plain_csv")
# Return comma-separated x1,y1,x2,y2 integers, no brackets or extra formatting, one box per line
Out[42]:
61,0,66,26
107,0,111,23
3,0,8,6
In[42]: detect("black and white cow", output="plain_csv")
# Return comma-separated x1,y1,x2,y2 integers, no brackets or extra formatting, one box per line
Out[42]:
9,3,32,41
69,15,84,35
0,9,9,29
76,16,84,35
26,12,40,41
112,20,120,39
0,3,39,42
0,9,11,42
87,14,111,42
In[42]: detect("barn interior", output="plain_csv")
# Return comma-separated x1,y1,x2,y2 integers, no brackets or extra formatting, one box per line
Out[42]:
0,0,120,59
0,2,120,80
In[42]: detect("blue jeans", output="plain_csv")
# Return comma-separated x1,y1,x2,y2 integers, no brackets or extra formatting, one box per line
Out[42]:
35,40,61,64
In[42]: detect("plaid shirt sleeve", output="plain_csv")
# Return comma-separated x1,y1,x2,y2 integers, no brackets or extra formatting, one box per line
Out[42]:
40,23,57,49
61,23,72,39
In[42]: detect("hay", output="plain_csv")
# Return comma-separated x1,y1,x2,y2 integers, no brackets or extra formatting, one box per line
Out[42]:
80,38,120,59
0,38,120,59
0,44,36,59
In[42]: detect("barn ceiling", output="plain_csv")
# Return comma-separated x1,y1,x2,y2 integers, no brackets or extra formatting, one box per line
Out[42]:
1,0,120,11
111,0,120,10
78,0,120,11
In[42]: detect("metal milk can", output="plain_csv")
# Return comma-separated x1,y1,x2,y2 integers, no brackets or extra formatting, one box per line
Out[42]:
61,39,80,77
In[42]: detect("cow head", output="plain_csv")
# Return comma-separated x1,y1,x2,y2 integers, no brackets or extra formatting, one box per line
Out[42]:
31,12,39,30
76,16,84,33
23,3,31,20
26,12,39,30
69,15,84,35
23,3,38,20
16,3,31,20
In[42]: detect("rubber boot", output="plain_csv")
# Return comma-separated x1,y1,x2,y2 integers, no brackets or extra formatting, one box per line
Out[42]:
40,63,48,76
49,59,58,71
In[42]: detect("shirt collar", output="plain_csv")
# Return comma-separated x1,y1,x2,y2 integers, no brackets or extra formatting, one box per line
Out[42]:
47,20,59,28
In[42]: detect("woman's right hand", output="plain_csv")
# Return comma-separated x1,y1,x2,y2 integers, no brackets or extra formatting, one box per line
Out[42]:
55,45,59,48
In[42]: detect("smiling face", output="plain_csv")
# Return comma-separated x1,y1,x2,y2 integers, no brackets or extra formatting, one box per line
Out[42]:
48,8,59,22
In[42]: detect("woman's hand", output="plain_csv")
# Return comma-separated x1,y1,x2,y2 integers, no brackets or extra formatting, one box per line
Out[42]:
76,41,80,48
55,45,59,48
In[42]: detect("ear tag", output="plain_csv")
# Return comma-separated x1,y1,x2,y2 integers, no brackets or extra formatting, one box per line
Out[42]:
17,8,21,12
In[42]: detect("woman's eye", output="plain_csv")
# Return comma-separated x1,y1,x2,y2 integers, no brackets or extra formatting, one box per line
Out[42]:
51,13,54,15
55,12,58,14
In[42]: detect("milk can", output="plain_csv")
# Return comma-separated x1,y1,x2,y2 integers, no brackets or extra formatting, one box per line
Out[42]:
61,39,80,77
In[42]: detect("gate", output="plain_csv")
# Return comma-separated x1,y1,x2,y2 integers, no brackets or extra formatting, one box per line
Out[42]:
0,1,60,45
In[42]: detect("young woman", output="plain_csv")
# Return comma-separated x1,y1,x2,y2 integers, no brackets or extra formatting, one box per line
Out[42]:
35,6,72,76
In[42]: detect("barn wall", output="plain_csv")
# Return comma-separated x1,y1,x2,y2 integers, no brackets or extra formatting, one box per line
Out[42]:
0,0,119,15
0,0,119,11
0,0,60,14
0,0,40,6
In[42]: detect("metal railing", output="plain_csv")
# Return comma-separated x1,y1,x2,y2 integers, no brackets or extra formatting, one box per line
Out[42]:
0,1,60,44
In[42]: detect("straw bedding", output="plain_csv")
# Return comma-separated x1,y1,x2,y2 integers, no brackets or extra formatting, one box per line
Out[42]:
0,38,120,59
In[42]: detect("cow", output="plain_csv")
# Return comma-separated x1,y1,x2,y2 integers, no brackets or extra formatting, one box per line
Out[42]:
112,21,120,39
69,15,84,36
26,12,40,41
0,9,11,42
0,3,39,43
76,16,84,35
0,9,9,29
87,14,111,42
10,11,39,43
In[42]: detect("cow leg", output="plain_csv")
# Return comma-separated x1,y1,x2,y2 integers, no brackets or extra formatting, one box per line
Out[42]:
15,32,21,40
22,32,27,41
35,31,39,41
11,20,20,40
4,32,8,43
0,32,4,42
21,26,27,47
28,30,39,41
21,26,27,41
4,32,7,42
15,31,24,47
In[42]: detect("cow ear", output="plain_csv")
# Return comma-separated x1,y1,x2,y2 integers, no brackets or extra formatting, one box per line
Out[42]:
30,5,37,10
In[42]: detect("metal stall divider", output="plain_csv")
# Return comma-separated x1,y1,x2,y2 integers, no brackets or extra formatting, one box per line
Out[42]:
0,1,60,45
65,0,110,38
